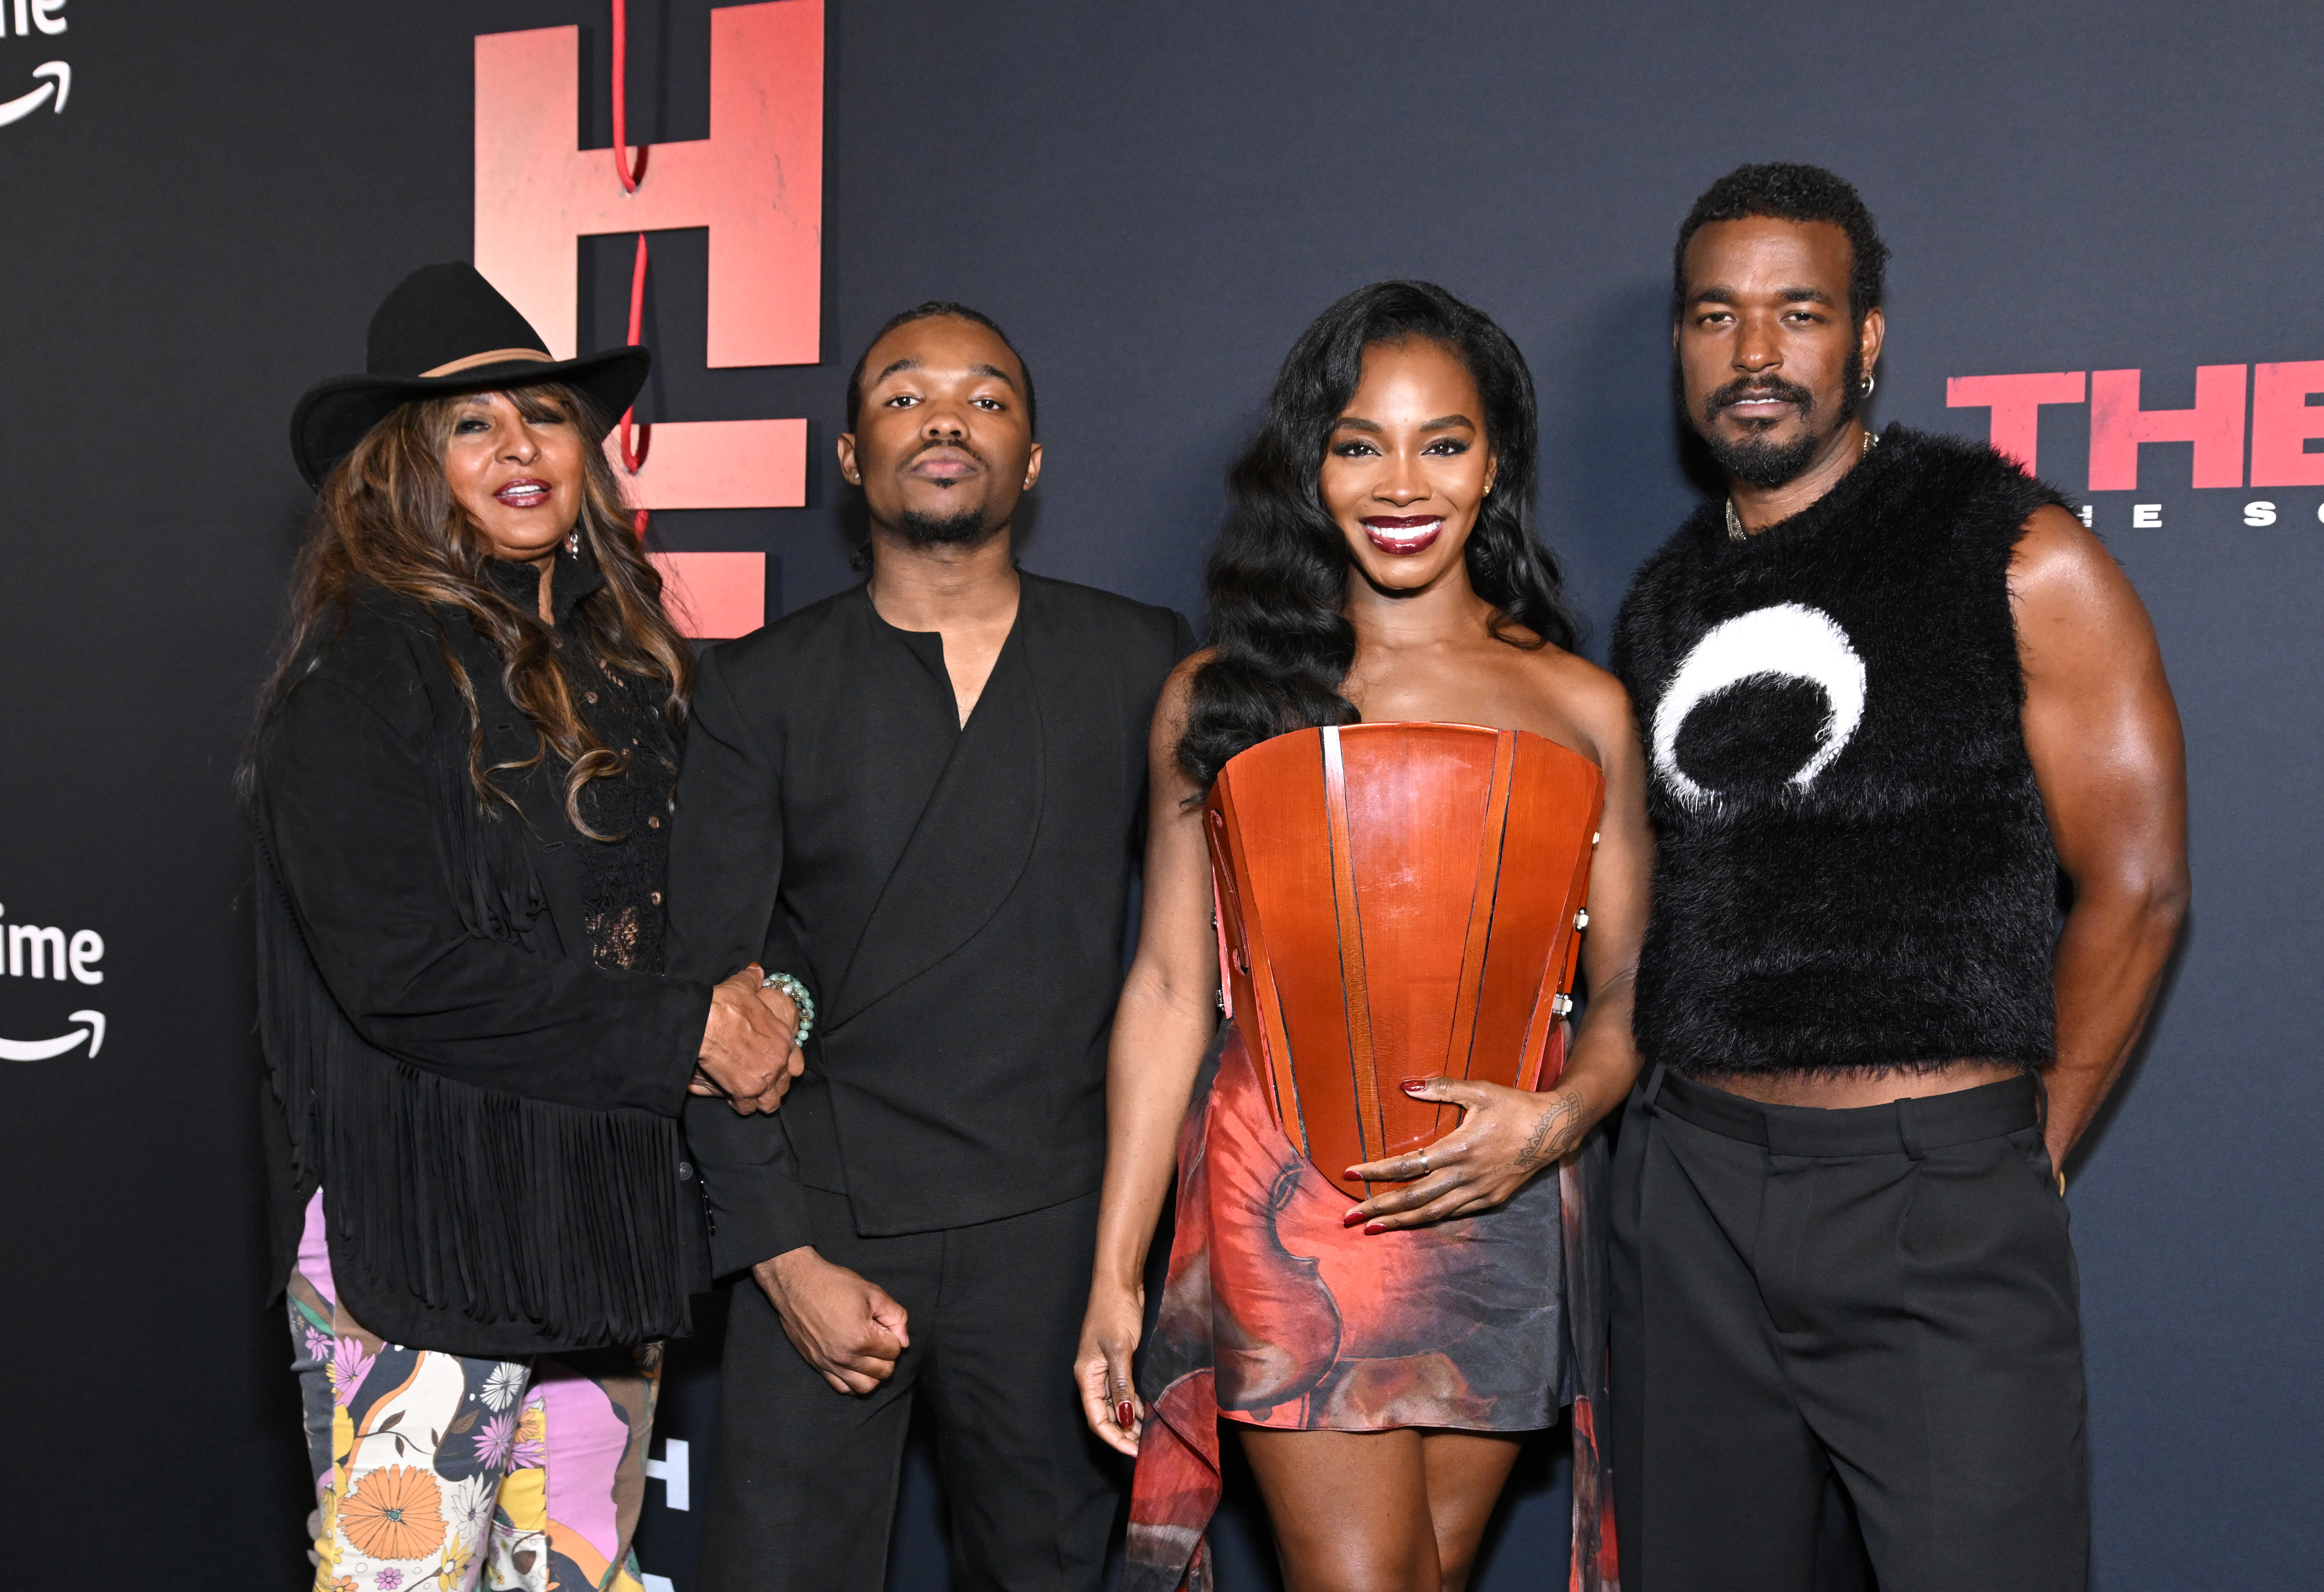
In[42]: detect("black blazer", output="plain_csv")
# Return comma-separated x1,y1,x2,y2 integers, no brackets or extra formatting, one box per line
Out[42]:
666,571,1192,1274
252,559,714,1357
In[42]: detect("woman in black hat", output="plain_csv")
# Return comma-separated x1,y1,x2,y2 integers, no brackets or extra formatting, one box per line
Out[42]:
249,263,799,1590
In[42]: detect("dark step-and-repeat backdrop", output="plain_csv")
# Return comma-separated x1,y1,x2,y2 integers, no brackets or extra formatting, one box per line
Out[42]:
1,2,2315,1586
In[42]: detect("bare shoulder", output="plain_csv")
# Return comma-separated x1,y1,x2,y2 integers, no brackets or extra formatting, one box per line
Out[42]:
2010,504,2132,609
1158,647,1216,727
1168,644,1218,683
1531,644,1633,720
1145,647,1216,802
1149,647,1217,752
1516,643,1640,765
2008,504,2159,666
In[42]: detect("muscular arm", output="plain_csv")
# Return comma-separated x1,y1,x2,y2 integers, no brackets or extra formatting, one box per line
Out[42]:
2013,504,2190,1168
1077,659,1219,1452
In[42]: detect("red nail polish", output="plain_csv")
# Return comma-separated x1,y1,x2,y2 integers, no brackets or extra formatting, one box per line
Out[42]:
1342,1210,1365,1227
1364,1221,1386,1235
1400,1077,1426,1093
1117,1400,1136,1430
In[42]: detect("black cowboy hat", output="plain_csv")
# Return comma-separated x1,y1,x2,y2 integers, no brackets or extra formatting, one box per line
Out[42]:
290,261,651,488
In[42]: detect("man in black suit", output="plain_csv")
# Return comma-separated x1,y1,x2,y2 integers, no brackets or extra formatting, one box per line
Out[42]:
668,302,1194,1590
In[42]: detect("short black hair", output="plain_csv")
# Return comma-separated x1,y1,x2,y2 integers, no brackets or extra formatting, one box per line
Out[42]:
1673,163,1890,325
843,300,1037,437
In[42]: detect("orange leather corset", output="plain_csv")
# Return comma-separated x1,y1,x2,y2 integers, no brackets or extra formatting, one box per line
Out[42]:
1206,722,1604,1201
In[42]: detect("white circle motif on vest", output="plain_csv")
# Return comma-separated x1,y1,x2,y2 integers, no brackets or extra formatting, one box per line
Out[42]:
1650,603,1867,811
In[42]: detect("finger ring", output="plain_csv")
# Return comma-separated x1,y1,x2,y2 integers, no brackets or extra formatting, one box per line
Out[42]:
1416,1151,1431,1176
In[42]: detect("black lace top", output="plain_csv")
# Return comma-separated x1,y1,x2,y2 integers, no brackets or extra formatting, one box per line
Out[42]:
569,652,679,972
485,551,681,974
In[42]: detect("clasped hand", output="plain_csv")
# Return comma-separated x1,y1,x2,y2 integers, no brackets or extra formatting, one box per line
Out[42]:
688,963,806,1114
756,1247,910,1395
1341,1077,1586,1232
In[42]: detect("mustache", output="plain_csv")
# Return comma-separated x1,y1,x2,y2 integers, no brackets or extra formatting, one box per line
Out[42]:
912,437,988,469
1705,374,1816,417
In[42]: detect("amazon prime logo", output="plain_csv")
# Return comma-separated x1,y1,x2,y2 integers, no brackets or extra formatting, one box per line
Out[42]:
1650,603,1867,813
0,899,105,1062
0,0,68,131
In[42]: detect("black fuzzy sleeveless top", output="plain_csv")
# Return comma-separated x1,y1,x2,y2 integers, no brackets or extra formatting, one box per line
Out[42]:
1611,426,2065,1078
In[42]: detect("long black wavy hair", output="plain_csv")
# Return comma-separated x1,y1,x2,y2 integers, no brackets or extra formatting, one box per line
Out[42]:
1177,280,1579,789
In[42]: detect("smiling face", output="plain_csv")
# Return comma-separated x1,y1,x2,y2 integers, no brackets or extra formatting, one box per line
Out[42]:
1320,338,1498,593
1676,216,1883,487
440,388,589,564
839,315,1040,548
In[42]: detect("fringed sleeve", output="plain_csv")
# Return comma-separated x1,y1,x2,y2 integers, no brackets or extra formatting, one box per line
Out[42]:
259,677,709,1113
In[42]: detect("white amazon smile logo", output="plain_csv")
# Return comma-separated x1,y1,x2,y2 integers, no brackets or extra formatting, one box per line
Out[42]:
0,1009,103,1061
0,60,66,127
1,898,108,1060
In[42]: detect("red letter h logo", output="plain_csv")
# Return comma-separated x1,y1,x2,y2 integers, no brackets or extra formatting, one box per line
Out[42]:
474,1,824,636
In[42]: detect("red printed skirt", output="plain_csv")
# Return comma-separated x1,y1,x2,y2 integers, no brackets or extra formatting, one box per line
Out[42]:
1124,1032,1616,1592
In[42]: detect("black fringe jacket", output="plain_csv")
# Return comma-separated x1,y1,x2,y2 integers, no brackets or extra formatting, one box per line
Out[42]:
251,555,714,1357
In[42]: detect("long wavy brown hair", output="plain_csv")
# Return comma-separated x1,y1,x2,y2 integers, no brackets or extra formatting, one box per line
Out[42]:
255,383,694,837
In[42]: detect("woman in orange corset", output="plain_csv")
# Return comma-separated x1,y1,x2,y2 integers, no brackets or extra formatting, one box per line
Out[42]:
1077,281,1653,1592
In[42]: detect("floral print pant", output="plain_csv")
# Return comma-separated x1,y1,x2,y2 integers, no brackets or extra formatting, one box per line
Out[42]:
287,1191,661,1592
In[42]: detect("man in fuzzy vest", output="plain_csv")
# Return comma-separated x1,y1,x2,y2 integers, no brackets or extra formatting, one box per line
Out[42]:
1607,163,2188,1592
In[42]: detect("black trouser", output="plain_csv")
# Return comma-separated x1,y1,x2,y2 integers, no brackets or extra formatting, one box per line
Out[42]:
697,1187,1120,1591
1610,1067,2090,1592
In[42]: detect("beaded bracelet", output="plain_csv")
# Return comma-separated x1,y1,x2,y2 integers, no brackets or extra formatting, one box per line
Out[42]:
760,969,816,1047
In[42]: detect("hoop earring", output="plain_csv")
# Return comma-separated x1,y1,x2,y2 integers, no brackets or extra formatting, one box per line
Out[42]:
1860,371,1878,400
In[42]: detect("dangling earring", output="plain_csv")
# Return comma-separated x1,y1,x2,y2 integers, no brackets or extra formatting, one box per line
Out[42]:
565,528,581,557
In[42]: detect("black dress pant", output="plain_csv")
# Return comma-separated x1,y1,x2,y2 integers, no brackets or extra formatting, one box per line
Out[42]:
1610,1067,2090,1592
698,1187,1119,1592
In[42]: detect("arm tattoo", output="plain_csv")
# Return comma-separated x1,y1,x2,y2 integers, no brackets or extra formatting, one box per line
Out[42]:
1512,1093,1583,1173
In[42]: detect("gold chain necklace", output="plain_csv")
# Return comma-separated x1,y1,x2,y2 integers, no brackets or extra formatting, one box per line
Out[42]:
1727,429,1879,541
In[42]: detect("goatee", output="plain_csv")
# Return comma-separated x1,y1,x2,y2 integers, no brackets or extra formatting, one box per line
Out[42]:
1694,350,1864,489
896,504,995,547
